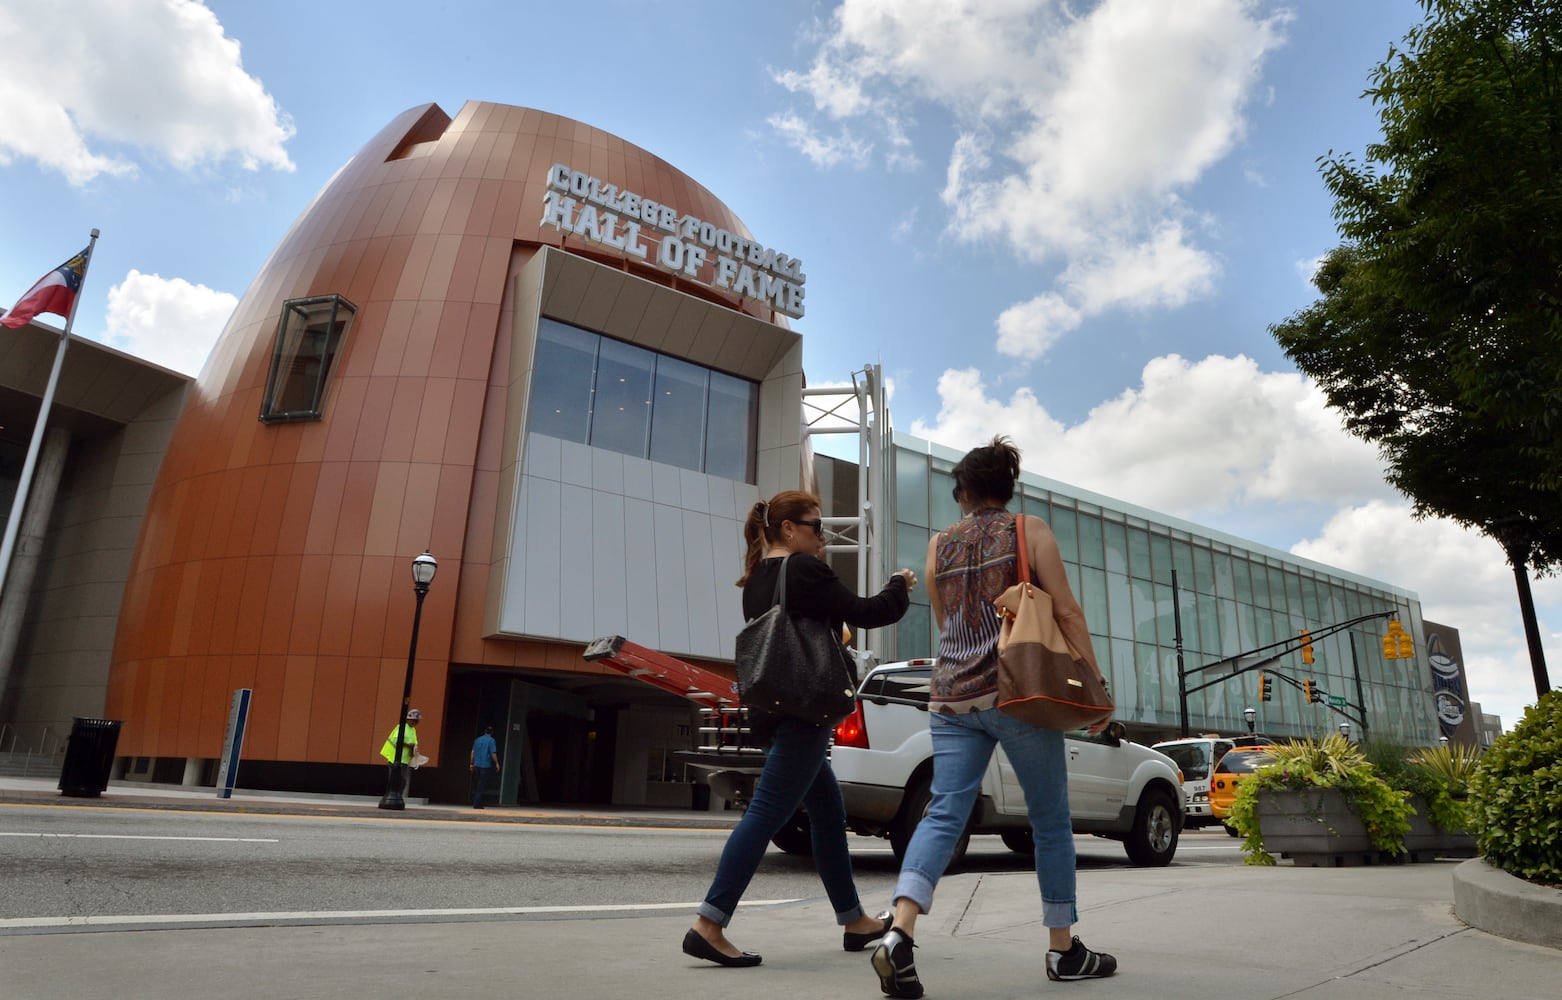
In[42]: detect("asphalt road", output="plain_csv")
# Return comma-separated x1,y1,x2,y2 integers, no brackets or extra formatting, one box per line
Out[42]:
0,805,1244,929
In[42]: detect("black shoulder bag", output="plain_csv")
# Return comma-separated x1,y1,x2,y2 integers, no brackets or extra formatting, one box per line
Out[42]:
734,554,859,726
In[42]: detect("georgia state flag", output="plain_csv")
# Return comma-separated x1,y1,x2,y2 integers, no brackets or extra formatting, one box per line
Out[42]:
1,247,91,329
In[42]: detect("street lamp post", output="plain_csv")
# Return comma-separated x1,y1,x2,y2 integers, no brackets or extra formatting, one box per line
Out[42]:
1243,706,1256,735
1339,720,1352,741
378,550,438,811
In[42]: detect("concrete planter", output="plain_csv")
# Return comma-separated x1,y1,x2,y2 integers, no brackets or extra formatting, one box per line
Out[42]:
1403,796,1477,862
1255,788,1377,867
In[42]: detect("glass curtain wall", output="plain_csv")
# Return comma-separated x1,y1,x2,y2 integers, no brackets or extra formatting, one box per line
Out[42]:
892,441,1432,743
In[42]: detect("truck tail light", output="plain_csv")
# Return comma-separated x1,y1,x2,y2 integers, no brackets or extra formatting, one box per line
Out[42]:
834,702,869,748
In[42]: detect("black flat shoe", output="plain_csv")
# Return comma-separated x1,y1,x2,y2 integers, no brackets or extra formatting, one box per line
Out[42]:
683,928,762,967
843,910,894,952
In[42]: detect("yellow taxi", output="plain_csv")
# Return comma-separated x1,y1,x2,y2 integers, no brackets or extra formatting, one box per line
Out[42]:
1209,746,1277,835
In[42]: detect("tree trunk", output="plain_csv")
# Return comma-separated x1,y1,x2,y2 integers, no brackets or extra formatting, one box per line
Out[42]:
1508,554,1552,699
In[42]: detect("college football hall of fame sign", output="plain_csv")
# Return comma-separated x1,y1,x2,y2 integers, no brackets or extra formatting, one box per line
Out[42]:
1422,620,1477,745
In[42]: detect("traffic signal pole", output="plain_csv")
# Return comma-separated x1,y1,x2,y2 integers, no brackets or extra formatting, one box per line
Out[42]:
1173,592,1395,736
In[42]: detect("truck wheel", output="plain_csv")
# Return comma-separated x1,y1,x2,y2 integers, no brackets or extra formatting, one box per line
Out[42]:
770,809,813,855
1000,828,1035,854
890,776,970,870
1123,787,1180,867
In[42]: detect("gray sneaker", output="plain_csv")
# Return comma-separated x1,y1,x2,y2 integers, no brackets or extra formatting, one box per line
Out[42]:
1046,936,1117,981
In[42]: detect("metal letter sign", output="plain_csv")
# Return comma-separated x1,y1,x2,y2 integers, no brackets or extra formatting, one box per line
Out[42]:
215,688,253,799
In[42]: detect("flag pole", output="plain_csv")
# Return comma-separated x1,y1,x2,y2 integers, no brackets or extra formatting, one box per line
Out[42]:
0,228,100,602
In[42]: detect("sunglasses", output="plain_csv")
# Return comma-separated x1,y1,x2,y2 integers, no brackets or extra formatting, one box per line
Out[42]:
793,518,825,535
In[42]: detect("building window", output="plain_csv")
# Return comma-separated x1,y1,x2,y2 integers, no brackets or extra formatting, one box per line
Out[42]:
528,317,757,482
259,295,356,423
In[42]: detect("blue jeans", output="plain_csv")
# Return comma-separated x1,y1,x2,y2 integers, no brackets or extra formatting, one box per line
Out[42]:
471,766,493,807
896,709,1078,928
699,717,866,927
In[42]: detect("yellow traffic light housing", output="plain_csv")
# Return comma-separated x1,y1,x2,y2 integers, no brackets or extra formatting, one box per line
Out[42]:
1302,678,1313,703
1259,671,1272,702
1299,629,1315,665
1383,619,1409,659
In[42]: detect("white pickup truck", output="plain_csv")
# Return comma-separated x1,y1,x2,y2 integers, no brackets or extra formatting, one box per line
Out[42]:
686,659,1186,868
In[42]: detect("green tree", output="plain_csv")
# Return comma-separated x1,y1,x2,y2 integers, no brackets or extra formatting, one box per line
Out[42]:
1271,0,1561,698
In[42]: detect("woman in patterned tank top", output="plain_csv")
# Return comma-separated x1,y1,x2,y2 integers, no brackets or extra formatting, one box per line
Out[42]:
869,437,1118,998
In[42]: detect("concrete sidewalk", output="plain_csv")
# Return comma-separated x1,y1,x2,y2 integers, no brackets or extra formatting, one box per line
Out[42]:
2,775,1558,999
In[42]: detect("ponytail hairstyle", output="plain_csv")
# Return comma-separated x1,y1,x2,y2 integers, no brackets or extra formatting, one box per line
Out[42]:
736,489,823,585
950,435,1022,507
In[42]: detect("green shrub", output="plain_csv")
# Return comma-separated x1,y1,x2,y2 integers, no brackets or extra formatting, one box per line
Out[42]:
1228,735,1412,865
1360,738,1472,833
1469,691,1562,883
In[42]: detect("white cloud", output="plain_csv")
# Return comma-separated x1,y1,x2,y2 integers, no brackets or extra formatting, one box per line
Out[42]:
995,293,1082,360
766,112,872,169
1292,503,1561,731
912,354,1392,517
775,0,1290,358
0,0,294,185
104,270,235,376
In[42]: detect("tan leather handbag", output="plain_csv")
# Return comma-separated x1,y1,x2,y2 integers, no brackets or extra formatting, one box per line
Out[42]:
994,515,1114,731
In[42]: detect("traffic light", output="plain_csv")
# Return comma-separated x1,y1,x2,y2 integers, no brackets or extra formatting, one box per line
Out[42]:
1259,671,1273,702
1303,678,1323,704
1299,629,1315,665
1383,619,1413,660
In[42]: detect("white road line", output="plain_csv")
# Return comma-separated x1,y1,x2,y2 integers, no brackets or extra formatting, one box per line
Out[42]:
0,832,278,843
0,898,803,930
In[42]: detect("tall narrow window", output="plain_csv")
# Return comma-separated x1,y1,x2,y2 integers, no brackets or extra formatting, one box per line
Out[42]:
259,295,356,422
704,371,756,481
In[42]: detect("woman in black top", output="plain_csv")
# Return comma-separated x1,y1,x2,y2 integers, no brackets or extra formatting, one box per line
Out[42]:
682,489,918,968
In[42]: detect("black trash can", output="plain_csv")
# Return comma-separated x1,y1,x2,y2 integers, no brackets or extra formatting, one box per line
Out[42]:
58,718,123,798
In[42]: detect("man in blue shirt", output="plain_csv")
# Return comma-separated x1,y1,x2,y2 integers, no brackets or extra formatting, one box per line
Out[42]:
469,725,500,808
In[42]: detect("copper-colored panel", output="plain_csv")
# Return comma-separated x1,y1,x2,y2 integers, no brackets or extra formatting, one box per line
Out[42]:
393,466,440,582
338,656,380,763
176,657,205,753
260,555,303,654
288,554,332,655
428,299,471,380
306,656,348,761
410,378,455,464
333,463,379,556
350,556,395,658
245,654,287,758
318,555,364,657
277,654,317,751
198,655,232,750
361,462,409,557
303,462,350,553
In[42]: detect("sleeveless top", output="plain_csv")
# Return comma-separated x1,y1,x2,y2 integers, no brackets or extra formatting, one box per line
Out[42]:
930,509,1020,714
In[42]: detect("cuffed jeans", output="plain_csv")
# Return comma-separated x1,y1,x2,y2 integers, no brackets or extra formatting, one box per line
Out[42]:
699,717,866,927
895,709,1078,928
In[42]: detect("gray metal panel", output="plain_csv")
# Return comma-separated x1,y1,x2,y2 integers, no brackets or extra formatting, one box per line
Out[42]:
652,502,690,653
622,495,660,644
590,489,628,641
681,507,720,654
557,481,596,641
518,475,561,634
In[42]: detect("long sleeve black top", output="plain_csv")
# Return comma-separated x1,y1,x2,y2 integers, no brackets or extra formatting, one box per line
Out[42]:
741,554,909,631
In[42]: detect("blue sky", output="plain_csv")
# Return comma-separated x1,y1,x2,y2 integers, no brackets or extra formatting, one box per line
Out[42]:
1,0,1553,729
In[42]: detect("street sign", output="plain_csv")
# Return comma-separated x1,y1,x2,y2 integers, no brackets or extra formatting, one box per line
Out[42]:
1327,694,1347,709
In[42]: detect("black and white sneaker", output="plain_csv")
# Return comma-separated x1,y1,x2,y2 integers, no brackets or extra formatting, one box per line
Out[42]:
1046,936,1117,981
871,929,924,998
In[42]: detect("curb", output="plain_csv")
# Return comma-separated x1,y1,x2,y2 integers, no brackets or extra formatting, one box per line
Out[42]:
1452,857,1562,950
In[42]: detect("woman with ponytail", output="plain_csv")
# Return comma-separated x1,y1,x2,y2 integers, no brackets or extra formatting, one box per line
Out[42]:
683,489,919,968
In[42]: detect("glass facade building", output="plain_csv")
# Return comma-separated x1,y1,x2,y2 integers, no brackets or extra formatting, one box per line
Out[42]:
890,434,1436,745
